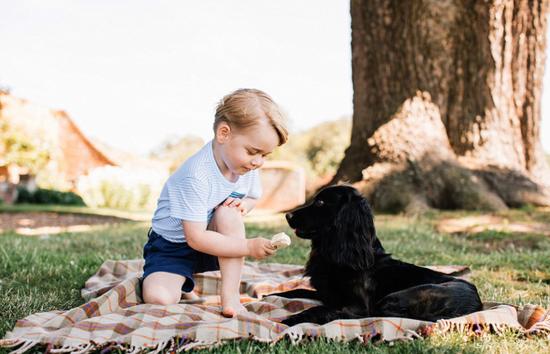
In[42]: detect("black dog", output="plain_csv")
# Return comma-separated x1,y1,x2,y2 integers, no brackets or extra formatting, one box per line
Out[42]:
272,185,483,326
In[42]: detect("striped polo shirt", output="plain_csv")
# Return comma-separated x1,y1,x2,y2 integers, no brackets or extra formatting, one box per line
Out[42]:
151,140,262,243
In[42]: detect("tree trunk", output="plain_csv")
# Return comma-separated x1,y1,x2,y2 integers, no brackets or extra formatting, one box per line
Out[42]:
334,0,550,212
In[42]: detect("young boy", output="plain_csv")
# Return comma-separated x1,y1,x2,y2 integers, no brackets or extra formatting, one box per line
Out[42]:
142,88,288,317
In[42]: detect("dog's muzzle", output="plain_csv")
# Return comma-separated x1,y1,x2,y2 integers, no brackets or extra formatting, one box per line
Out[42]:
285,212,293,224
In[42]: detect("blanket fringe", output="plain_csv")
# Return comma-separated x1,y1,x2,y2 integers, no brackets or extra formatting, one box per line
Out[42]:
526,317,550,337
148,339,168,354
8,340,38,354
403,329,422,340
49,344,92,353
2,316,550,353
178,339,220,351
433,319,550,339
285,329,304,344
49,346,76,353
126,344,142,354
0,339,24,349
435,320,498,337
71,343,95,354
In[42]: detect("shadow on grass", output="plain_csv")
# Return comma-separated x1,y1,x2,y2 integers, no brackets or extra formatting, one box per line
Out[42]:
460,230,547,253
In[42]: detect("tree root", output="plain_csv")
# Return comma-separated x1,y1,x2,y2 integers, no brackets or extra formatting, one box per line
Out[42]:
344,92,550,213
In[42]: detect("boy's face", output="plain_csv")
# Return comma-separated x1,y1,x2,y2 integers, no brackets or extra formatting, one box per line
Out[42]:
217,118,279,176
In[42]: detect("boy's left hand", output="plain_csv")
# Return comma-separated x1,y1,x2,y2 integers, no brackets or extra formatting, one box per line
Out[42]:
222,197,247,215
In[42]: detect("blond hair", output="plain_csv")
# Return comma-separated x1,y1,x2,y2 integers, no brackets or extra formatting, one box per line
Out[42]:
214,88,288,145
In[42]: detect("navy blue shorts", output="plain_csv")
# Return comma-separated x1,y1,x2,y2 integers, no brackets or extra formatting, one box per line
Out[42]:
142,228,219,292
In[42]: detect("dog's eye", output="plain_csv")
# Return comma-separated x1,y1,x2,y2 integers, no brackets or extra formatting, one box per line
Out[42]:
315,200,325,207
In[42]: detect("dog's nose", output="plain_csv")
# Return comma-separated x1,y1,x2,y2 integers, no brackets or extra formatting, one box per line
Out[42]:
285,212,293,223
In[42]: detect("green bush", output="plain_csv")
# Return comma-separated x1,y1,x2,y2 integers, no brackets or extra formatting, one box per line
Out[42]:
15,187,85,206
76,166,166,210
14,187,34,203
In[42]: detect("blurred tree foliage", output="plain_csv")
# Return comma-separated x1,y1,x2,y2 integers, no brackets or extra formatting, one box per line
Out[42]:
269,117,351,181
0,120,51,174
149,135,204,173
146,118,351,185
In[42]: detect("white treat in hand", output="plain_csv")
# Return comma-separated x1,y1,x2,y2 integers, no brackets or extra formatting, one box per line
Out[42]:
270,232,291,250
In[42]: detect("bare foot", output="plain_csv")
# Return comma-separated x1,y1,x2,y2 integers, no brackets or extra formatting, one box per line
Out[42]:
182,291,200,300
180,291,203,304
221,302,247,318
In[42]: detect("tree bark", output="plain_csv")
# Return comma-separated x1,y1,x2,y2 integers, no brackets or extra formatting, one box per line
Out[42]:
334,0,550,211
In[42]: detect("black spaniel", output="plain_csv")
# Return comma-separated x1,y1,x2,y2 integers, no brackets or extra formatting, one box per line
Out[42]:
272,185,483,326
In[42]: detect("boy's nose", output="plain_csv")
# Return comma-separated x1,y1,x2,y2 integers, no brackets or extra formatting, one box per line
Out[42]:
251,157,264,167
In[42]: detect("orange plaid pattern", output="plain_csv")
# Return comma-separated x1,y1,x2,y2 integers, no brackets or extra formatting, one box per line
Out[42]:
1,260,548,353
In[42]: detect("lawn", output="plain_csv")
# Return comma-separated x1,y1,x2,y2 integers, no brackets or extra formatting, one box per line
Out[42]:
1,207,549,353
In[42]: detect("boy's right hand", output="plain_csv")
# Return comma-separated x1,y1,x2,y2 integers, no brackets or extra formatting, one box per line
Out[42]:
247,238,276,259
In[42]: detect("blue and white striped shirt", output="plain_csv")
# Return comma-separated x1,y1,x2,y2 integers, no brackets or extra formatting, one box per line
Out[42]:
151,140,262,243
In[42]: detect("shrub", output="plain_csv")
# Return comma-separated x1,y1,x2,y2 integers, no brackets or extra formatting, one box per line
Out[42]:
15,187,85,206
15,187,33,203
77,166,167,210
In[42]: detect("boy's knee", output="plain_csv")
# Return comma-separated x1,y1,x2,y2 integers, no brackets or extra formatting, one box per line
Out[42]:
142,276,182,305
210,206,245,235
211,205,243,225
143,287,181,305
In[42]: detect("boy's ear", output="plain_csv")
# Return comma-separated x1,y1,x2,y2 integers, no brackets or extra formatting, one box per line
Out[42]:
215,122,231,143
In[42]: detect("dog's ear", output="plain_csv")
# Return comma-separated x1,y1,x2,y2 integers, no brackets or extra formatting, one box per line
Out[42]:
326,198,379,270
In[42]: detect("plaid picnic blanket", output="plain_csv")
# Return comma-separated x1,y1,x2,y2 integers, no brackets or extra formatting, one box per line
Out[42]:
1,260,549,353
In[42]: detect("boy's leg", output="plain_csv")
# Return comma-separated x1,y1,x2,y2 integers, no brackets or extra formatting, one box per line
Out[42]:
209,205,247,317
142,271,186,305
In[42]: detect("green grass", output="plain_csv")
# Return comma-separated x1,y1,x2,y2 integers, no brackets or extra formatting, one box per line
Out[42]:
1,208,549,353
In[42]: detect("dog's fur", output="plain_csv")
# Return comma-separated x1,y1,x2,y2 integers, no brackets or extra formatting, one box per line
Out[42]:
271,185,483,326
